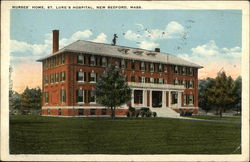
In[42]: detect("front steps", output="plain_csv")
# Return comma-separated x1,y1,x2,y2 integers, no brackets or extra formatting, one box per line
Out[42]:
150,107,181,118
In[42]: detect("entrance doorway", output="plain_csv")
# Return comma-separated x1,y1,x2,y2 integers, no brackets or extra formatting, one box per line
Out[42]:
152,91,162,108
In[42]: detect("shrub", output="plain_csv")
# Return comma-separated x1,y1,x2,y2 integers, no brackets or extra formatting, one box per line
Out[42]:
141,111,145,118
153,112,157,117
135,111,140,118
146,112,152,117
129,106,136,112
126,112,130,117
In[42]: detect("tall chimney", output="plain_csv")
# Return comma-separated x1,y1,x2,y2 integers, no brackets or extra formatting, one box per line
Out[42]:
52,30,59,53
155,48,160,52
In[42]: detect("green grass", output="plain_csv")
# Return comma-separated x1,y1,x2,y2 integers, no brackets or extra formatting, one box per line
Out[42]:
189,115,241,122
10,115,241,154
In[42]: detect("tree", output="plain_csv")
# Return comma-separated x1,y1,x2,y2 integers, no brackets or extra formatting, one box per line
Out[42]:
95,64,132,119
20,87,42,114
198,78,215,113
207,71,235,117
232,76,242,114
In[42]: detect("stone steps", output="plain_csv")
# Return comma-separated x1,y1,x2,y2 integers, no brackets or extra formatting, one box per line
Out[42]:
150,108,181,118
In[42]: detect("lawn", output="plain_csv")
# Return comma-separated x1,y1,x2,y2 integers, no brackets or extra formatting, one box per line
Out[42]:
189,115,241,122
10,115,241,154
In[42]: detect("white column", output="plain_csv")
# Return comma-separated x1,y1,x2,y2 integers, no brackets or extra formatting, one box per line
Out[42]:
168,91,171,108
131,89,134,107
177,91,182,108
162,91,166,108
143,90,147,107
149,90,152,108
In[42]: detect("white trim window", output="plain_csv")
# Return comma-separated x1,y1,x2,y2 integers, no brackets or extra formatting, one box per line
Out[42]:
189,68,194,76
174,66,178,74
77,70,84,82
183,94,187,106
77,54,84,64
141,77,145,83
55,73,59,83
183,80,186,88
182,67,186,75
90,72,96,83
102,57,107,67
150,78,154,83
77,89,84,103
44,92,49,104
45,75,49,85
140,62,145,71
90,90,96,103
60,89,66,103
188,94,194,105
159,78,164,84
174,78,178,85
61,71,66,82
189,80,194,89
150,63,154,72
90,56,96,66
121,59,126,69
159,64,163,72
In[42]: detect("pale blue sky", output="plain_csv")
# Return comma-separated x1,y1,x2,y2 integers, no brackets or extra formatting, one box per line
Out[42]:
10,9,242,92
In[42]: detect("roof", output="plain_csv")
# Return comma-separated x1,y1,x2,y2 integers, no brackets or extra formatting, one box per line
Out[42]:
37,40,203,68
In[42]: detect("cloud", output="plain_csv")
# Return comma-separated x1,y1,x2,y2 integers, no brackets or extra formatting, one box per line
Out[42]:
124,30,142,41
135,23,144,30
139,41,159,50
91,33,107,43
177,40,241,79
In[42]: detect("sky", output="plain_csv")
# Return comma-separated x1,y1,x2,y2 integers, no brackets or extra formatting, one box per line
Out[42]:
10,9,242,93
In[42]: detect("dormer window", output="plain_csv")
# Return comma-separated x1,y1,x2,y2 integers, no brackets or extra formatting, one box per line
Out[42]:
140,62,145,71
150,63,154,72
90,56,96,66
77,54,84,64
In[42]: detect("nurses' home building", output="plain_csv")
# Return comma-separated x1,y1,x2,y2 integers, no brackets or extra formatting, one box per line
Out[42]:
37,30,203,117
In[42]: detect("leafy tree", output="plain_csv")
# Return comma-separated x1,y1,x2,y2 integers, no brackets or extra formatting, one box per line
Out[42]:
232,76,242,114
207,71,235,117
198,78,215,113
95,64,132,119
20,87,42,114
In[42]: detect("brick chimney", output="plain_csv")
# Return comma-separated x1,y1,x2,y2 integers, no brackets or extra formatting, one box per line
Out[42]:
155,48,160,52
52,30,59,53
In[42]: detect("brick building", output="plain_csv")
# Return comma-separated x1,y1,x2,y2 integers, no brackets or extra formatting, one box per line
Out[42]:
37,30,202,117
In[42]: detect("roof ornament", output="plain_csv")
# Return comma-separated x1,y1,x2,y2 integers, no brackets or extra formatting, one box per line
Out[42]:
112,34,118,46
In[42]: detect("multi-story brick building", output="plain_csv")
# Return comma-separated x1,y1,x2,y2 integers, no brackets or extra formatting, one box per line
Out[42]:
37,30,202,117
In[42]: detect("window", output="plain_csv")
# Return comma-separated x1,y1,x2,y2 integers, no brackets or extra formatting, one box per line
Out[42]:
150,78,154,83
102,57,107,67
174,66,178,74
145,77,150,83
77,89,84,103
140,62,145,71
90,90,96,103
131,61,135,70
61,71,66,81
58,108,62,115
45,60,48,69
47,109,50,115
189,68,194,76
50,73,54,83
150,63,154,72
121,59,126,69
141,77,145,83
182,67,186,75
101,109,107,115
90,72,96,83
55,73,59,83
90,56,96,66
183,80,186,88
61,54,65,64
60,89,66,103
189,80,194,89
159,78,164,84
134,90,143,104
45,75,49,84
44,92,49,104
131,76,135,82
77,71,84,82
77,54,84,64
90,109,96,115
188,94,194,105
183,94,187,106
159,64,163,72
78,109,84,115
154,78,159,84
171,92,178,104
174,78,178,85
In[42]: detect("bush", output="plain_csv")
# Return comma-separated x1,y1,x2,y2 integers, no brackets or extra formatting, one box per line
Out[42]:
146,112,152,117
141,111,145,118
126,112,130,117
140,107,150,112
129,106,136,112
135,111,140,118
153,112,157,117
